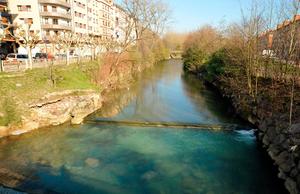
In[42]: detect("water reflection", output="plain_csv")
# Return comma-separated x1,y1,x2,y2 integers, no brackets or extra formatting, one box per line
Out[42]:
94,60,244,125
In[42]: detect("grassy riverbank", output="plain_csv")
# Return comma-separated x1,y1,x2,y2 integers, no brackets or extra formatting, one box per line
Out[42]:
0,61,100,126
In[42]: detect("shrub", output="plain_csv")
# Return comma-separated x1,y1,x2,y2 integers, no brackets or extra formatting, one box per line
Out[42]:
182,47,206,72
202,49,228,81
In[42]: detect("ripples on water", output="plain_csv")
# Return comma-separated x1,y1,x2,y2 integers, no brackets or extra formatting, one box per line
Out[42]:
0,60,286,194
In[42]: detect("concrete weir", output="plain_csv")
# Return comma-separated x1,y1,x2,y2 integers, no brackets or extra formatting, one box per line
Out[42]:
87,119,245,131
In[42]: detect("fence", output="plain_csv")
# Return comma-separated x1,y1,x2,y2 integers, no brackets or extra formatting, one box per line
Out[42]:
1,56,94,73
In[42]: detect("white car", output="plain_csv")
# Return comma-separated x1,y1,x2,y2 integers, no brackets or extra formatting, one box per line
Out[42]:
6,53,28,63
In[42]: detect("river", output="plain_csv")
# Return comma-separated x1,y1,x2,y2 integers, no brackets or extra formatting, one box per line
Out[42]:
0,60,286,194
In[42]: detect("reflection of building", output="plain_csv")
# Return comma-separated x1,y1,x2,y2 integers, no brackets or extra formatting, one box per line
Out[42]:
258,15,300,59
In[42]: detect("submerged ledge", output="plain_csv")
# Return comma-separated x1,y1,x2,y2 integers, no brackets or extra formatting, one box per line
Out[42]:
87,119,249,131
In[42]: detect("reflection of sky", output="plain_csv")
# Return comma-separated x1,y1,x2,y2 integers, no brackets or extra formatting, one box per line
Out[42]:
109,60,237,124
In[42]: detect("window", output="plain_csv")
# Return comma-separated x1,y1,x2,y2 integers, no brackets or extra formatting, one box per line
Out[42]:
45,30,50,36
52,6,57,12
26,5,31,11
17,5,31,11
45,18,49,24
26,18,33,24
43,5,48,12
53,19,58,25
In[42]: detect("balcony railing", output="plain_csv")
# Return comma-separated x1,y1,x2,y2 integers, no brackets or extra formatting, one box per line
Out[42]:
40,11,72,20
41,24,72,31
39,0,71,8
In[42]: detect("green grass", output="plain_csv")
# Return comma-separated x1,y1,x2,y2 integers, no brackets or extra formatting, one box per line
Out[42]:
0,61,100,126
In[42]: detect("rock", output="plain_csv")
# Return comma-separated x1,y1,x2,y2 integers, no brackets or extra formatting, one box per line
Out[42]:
289,123,300,145
289,123,300,134
278,169,287,179
285,178,298,194
85,158,100,168
297,174,300,186
71,117,84,125
275,151,295,173
290,168,298,178
0,126,8,138
268,144,282,156
0,90,103,139
273,134,286,145
142,171,157,180
263,135,270,146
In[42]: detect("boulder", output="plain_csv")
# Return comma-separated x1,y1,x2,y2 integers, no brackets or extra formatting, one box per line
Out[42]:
274,151,295,173
285,178,298,194
289,123,300,145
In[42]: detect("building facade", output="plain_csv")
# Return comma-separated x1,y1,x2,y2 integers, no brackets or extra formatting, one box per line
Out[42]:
8,0,72,39
7,0,120,40
258,14,300,60
2,0,133,56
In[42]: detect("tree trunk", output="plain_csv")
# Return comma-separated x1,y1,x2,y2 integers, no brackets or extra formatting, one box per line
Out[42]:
66,49,70,66
0,60,4,72
289,77,295,126
27,47,33,69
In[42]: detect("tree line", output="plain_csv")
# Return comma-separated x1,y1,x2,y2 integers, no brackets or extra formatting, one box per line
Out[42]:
182,0,300,125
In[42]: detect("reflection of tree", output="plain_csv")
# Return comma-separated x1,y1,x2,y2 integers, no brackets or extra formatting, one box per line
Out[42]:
93,60,167,120
181,74,244,125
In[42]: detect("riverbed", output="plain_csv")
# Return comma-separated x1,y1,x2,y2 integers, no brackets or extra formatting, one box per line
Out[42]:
0,60,286,193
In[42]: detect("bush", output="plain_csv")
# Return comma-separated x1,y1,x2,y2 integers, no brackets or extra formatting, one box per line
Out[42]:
182,47,206,72
203,49,228,81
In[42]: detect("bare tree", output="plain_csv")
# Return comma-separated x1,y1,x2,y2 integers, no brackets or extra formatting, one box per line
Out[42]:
86,35,102,61
55,31,77,66
13,24,40,69
102,0,171,77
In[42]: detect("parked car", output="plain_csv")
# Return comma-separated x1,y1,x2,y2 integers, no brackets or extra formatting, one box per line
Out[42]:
6,53,28,63
55,53,67,59
69,53,79,58
34,52,48,59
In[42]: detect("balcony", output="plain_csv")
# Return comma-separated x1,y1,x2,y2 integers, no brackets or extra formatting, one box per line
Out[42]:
41,24,72,31
40,11,72,20
39,0,71,8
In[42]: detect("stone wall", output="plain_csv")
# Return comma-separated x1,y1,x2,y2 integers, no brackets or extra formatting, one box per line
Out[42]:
207,79,300,194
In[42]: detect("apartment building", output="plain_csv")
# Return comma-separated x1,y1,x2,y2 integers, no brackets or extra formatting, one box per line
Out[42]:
8,0,72,39
4,0,133,56
72,0,88,35
8,0,42,37
113,4,127,41
259,14,300,58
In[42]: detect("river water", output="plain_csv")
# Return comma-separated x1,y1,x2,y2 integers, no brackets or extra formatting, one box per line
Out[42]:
0,60,286,194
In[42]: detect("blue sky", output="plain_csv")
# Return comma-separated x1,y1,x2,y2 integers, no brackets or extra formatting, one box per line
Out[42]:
167,0,252,32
